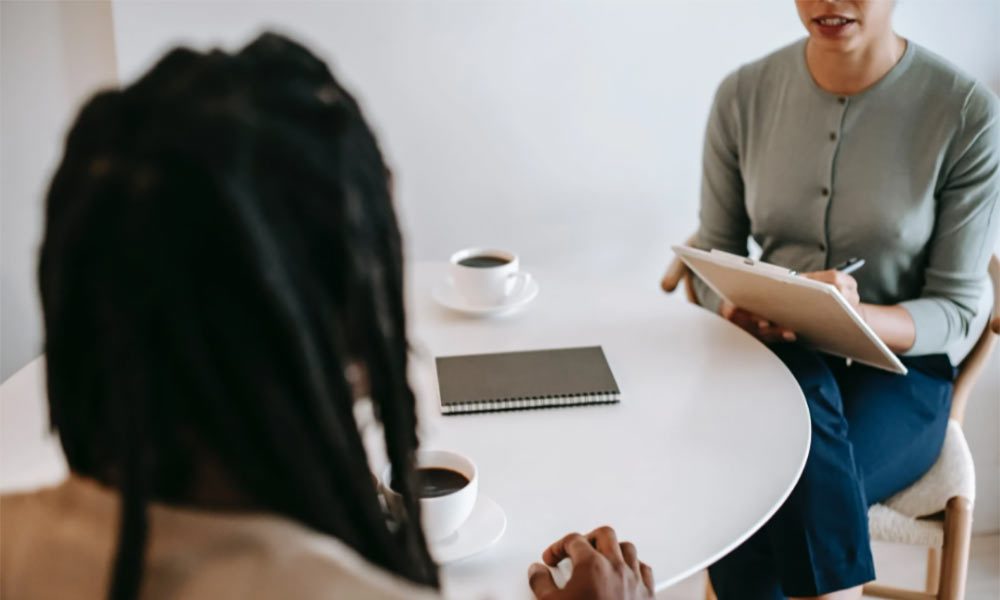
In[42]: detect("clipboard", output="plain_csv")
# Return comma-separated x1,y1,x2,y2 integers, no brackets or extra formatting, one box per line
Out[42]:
673,246,907,375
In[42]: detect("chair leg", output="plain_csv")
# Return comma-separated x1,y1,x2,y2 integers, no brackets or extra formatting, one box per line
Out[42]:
938,496,973,600
704,571,717,600
925,547,940,594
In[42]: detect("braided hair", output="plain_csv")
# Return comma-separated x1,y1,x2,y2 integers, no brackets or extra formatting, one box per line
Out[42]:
38,32,438,598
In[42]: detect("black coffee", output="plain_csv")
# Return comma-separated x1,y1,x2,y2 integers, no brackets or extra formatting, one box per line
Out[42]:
396,467,470,498
457,255,510,268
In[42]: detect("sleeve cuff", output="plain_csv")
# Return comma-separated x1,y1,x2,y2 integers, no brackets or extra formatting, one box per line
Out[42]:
898,298,950,356
692,275,723,315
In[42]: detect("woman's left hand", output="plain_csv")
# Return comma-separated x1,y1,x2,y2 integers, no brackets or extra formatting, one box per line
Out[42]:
801,270,861,308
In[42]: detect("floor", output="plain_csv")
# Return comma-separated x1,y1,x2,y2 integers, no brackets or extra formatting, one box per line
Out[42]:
658,534,1000,599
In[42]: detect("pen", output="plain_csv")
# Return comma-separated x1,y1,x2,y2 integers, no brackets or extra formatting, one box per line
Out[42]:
833,257,865,368
834,257,866,275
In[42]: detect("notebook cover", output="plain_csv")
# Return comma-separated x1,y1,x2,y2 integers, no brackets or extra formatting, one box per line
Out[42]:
435,346,620,415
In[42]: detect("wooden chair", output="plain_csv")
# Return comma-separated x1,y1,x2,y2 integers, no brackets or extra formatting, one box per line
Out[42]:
661,247,1000,600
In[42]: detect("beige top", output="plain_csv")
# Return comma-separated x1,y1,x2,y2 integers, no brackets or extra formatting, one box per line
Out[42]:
1,475,441,600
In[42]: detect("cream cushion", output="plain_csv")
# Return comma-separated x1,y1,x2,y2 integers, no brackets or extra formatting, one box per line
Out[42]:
868,420,975,547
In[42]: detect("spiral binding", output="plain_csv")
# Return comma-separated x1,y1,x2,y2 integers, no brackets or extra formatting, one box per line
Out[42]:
441,391,620,415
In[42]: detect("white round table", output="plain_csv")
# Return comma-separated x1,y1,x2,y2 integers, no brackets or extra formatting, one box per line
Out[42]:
0,261,810,599
406,262,810,598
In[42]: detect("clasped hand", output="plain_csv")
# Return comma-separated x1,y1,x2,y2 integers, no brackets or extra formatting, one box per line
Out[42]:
528,526,654,599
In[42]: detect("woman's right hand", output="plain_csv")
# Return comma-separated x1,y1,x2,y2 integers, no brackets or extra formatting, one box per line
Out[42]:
528,526,654,599
719,300,796,344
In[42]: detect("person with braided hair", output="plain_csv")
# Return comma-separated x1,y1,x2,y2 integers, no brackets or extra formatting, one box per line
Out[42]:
0,33,654,600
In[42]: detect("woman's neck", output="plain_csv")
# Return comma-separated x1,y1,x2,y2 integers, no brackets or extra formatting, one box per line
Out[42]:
806,33,907,96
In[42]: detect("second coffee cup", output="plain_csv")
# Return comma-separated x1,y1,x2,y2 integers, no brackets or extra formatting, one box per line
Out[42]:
449,248,531,306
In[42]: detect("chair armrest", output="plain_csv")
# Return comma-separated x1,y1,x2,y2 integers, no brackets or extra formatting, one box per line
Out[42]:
951,326,998,423
661,257,689,293
990,256,1000,333
952,255,1000,423
662,234,700,294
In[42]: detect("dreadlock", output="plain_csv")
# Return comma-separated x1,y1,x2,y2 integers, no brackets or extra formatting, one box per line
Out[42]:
37,32,438,599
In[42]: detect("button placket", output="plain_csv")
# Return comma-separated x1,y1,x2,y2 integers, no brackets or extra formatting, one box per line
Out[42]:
820,97,848,266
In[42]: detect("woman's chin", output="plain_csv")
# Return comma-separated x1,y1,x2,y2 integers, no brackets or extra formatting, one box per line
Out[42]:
808,31,863,53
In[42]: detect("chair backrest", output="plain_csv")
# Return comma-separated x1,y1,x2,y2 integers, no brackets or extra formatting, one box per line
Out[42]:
951,254,1000,425
662,245,1000,425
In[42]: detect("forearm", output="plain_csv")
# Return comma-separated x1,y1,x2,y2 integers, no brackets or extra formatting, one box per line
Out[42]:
860,303,915,354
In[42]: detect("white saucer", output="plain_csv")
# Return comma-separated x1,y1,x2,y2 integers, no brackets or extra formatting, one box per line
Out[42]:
428,494,507,564
432,276,539,317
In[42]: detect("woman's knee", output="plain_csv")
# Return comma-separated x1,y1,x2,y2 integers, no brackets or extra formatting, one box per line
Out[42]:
769,344,846,428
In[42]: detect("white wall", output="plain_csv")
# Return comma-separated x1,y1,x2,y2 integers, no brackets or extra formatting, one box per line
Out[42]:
0,0,118,379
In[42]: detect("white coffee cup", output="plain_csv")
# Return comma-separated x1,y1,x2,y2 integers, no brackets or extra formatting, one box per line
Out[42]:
449,248,532,306
380,449,479,541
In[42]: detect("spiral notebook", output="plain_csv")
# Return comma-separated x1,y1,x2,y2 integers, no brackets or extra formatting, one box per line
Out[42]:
435,346,620,415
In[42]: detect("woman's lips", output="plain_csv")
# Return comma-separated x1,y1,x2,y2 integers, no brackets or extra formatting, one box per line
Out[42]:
812,15,857,38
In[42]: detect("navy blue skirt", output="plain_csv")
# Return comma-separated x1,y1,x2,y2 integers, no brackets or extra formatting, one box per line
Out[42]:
708,343,955,598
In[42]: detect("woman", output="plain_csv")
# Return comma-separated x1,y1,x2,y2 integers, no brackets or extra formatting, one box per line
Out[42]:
0,34,653,600
694,1,999,599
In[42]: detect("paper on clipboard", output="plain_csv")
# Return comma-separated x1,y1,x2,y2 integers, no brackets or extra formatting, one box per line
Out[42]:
673,246,907,375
